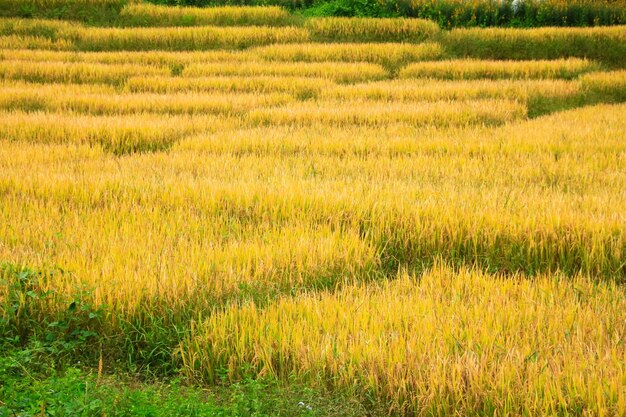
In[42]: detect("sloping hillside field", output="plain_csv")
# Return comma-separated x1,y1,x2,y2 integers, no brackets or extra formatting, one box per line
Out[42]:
0,2,625,416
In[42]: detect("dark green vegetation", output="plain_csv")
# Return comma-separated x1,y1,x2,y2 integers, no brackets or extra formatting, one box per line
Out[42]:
0,349,364,416
443,26,626,68
0,0,128,25
1,0,625,27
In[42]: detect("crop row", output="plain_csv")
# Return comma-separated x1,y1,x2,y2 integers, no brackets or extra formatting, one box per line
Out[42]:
1,17,624,66
182,265,626,415
1,104,625,291
0,55,614,85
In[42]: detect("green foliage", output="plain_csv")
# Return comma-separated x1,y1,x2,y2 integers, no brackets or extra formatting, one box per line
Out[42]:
0,0,130,25
0,0,624,27
301,0,397,18
0,264,104,361
140,0,626,27
0,345,366,417
394,0,626,28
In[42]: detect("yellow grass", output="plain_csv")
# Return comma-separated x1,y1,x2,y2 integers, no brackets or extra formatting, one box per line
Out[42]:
182,264,626,416
0,79,116,94
306,16,440,42
0,48,256,66
182,61,388,83
246,99,526,127
0,111,227,154
321,79,580,102
118,4,293,27
0,59,169,84
580,70,626,102
2,104,625,316
124,75,335,98
399,58,597,80
0,35,74,50
251,42,443,68
0,84,292,116
72,25,310,51
0,17,80,37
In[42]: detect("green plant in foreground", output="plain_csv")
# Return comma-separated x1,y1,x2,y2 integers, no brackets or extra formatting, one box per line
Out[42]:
0,344,367,417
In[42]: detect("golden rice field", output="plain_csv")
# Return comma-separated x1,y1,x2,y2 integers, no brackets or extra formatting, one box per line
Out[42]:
1,3,625,416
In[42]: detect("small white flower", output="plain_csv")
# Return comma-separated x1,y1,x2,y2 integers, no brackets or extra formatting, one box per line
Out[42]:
297,401,313,411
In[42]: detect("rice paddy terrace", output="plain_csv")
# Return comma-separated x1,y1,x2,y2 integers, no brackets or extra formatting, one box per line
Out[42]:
0,2,625,416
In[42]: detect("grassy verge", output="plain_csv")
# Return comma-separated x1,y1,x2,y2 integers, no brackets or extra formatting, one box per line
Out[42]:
0,345,367,417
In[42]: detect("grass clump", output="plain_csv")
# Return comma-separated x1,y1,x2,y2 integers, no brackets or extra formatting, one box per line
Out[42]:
252,42,443,70
118,3,295,26
306,16,440,42
580,70,626,103
398,58,597,80
182,61,388,83
0,111,227,154
124,75,335,98
0,60,169,85
73,25,309,51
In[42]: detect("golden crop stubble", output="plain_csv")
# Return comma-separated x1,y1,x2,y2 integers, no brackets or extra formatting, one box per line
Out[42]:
182,61,389,83
398,58,597,80
181,264,626,416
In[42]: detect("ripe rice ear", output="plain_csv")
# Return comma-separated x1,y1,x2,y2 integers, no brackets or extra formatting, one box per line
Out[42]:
306,17,440,43
118,4,294,27
73,25,309,51
0,60,169,85
124,75,334,99
247,99,526,127
398,58,597,80
0,111,228,154
0,35,74,50
252,42,443,69
580,70,626,103
182,61,388,83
